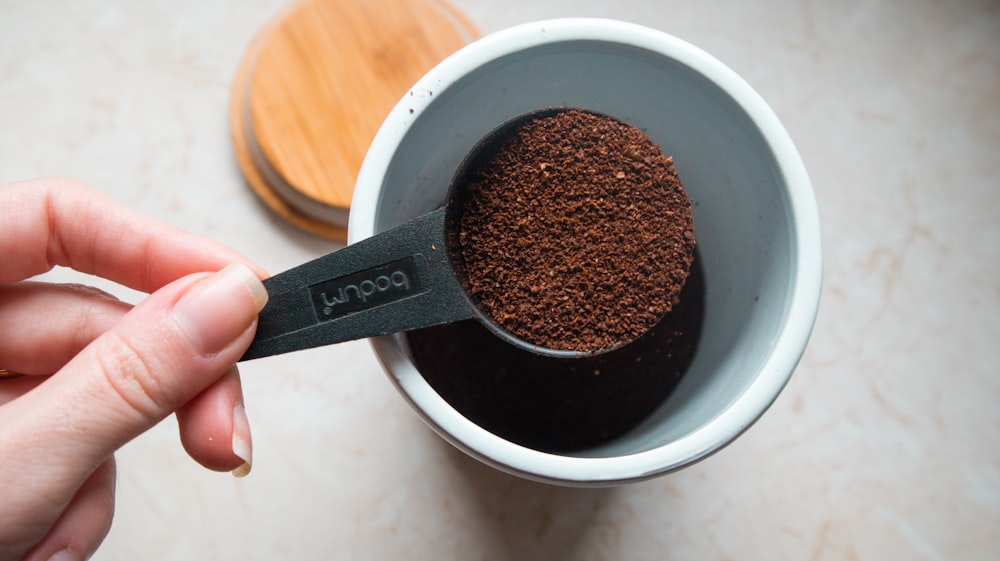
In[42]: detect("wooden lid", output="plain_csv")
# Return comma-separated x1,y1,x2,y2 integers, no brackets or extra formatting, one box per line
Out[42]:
230,0,479,239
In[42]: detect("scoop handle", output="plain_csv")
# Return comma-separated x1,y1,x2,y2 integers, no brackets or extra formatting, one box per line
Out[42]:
240,207,472,360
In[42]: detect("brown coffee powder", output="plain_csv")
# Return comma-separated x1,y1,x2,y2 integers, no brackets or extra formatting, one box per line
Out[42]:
453,109,695,352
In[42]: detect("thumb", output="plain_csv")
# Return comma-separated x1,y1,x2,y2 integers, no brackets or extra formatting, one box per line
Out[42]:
3,263,268,490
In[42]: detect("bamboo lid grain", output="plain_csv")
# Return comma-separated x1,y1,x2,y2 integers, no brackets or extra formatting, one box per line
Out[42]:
230,0,480,239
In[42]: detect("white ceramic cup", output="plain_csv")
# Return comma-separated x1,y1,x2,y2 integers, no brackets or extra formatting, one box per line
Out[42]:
349,18,822,486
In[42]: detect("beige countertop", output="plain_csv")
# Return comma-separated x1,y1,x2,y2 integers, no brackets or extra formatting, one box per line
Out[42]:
2,0,997,559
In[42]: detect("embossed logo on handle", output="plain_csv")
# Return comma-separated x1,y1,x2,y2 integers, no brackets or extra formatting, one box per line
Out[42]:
309,256,422,321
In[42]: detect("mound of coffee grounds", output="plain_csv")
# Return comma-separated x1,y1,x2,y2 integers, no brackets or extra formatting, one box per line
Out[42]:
453,109,695,352
406,253,705,453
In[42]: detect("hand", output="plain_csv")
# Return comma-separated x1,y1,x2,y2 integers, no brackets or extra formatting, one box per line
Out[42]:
0,178,269,561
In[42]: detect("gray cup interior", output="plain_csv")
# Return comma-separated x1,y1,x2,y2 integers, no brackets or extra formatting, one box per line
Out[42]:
368,39,796,458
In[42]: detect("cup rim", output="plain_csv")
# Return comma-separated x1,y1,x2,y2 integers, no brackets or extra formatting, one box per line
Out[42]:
349,17,822,485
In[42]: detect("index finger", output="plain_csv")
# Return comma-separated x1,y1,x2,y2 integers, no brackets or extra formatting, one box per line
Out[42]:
0,177,267,290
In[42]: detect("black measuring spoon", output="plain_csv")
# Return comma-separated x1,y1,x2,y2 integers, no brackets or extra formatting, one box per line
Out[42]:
241,109,627,361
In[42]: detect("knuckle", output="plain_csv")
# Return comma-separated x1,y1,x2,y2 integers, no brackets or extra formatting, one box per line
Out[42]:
65,286,130,349
92,331,170,420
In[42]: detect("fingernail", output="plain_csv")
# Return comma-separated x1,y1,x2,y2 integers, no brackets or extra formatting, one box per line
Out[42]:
231,404,252,478
47,549,82,561
173,264,268,355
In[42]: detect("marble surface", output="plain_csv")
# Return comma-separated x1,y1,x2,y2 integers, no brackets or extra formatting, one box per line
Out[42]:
2,0,998,559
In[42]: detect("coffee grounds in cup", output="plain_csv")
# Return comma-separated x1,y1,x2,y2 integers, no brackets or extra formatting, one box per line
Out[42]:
453,109,695,352
405,253,704,453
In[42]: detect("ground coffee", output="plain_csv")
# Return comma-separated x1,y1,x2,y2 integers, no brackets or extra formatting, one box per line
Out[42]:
452,109,695,352
406,253,704,453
